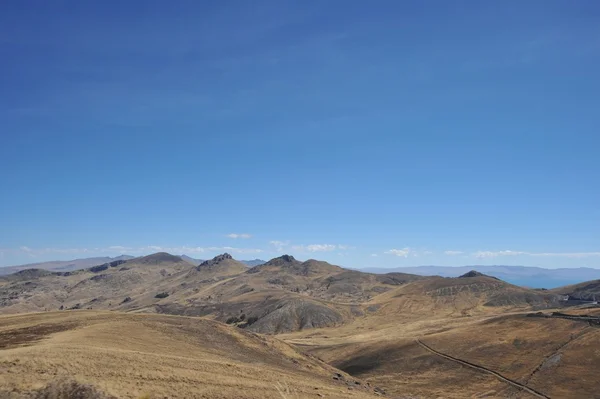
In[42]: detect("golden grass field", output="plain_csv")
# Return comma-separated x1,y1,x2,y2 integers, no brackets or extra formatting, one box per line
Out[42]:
0,311,381,399
2,254,600,398
281,306,600,398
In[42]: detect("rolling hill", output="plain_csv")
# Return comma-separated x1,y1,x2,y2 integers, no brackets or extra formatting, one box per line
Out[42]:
2,252,600,397
0,311,382,399
551,279,600,301
0,255,135,276
363,265,600,289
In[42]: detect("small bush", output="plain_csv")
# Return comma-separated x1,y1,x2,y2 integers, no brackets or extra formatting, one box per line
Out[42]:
154,292,169,299
109,260,127,268
246,316,259,325
121,297,132,304
27,378,116,398
89,264,109,273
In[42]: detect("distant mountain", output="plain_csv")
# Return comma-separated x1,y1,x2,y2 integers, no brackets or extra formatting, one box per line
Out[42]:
241,259,266,267
180,255,265,267
361,265,600,289
180,255,204,265
0,255,134,276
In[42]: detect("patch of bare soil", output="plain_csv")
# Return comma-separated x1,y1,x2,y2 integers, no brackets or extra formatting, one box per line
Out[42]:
0,322,76,350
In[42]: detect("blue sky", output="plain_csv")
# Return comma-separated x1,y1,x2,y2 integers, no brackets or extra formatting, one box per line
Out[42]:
1,1,599,269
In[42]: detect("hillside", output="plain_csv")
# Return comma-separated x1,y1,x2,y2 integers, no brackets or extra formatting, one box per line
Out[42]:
181,254,265,267
0,311,381,399
551,279,600,300
282,309,600,398
363,265,600,289
154,255,428,333
0,253,194,314
0,254,563,334
2,253,598,397
365,272,560,319
0,253,425,332
0,255,134,276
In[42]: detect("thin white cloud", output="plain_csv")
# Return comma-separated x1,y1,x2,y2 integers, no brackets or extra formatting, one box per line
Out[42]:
531,252,600,258
385,248,412,257
269,240,290,252
226,233,252,239
472,250,600,259
291,244,350,253
371,254,378,257
306,244,337,252
473,250,526,258
444,250,464,256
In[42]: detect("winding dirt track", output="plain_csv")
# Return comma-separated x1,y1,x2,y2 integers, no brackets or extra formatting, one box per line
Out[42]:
415,339,550,399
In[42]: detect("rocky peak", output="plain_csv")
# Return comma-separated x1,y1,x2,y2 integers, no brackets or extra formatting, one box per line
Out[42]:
138,252,182,264
459,270,499,280
266,255,298,266
198,253,233,268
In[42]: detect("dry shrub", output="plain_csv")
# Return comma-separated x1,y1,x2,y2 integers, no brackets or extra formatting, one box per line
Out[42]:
26,379,116,399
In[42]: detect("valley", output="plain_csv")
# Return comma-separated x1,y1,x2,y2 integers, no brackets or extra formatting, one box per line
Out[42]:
1,253,600,398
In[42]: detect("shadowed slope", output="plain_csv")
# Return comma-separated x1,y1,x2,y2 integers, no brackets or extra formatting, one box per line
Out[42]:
552,279,600,300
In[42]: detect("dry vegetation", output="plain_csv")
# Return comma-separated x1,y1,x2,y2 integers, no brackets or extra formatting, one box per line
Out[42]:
0,311,380,399
2,252,600,398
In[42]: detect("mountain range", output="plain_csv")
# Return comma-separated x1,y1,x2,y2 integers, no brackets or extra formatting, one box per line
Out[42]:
363,265,600,289
0,254,266,275
2,252,600,398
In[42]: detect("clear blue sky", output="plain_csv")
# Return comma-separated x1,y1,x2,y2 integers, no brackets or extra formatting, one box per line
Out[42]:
1,1,599,269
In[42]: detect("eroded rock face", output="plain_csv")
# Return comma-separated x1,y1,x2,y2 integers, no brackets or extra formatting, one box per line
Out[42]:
198,253,233,268
246,298,343,334
459,270,486,278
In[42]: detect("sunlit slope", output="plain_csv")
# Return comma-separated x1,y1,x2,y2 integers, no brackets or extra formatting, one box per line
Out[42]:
0,311,381,399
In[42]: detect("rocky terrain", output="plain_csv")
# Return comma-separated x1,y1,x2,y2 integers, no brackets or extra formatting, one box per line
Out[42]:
3,252,600,397
0,253,564,332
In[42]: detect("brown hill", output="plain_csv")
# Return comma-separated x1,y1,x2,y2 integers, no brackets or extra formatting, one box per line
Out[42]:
368,274,561,318
195,252,247,274
0,256,135,276
0,253,560,334
156,255,429,333
2,253,597,397
0,253,427,334
283,309,600,398
0,311,381,399
0,253,194,314
552,279,600,300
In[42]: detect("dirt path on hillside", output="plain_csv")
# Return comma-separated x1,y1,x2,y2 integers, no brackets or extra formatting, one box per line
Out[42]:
416,339,551,399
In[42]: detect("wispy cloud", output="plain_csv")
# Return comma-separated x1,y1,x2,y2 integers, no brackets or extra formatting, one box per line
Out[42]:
371,254,378,257
226,233,252,239
385,248,412,257
473,250,600,259
444,250,464,256
473,250,525,258
292,244,350,253
269,240,290,252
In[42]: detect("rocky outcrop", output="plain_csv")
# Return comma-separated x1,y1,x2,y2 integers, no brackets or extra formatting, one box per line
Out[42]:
136,252,183,265
198,253,233,268
459,270,499,279
246,298,343,334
